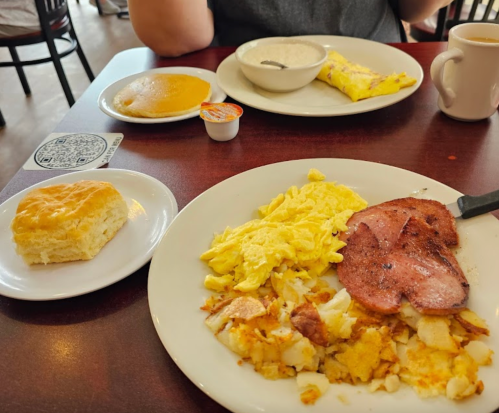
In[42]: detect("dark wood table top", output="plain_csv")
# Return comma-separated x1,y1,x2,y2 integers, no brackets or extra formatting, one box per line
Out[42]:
0,42,498,413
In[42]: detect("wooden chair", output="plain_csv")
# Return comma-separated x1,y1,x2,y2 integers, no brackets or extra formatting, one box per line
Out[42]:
0,0,94,107
411,0,499,41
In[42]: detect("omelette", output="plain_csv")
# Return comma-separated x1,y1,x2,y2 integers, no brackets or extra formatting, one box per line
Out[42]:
316,51,417,102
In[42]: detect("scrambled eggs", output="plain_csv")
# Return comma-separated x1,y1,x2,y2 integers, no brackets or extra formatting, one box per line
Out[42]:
316,51,417,102
200,169,493,405
201,168,368,292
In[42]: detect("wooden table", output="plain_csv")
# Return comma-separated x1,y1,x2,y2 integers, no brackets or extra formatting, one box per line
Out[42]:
0,43,498,413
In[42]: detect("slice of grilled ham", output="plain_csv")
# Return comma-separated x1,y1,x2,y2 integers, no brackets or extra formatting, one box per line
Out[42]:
337,198,469,315
340,197,459,248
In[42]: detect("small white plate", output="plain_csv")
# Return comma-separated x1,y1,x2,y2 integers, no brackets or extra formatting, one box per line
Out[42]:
149,159,499,413
98,67,227,124
0,169,178,301
216,35,424,117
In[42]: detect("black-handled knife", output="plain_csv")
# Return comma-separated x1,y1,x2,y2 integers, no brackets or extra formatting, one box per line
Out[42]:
446,189,499,219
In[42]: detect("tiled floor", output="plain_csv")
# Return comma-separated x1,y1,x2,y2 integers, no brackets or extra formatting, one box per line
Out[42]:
0,1,143,191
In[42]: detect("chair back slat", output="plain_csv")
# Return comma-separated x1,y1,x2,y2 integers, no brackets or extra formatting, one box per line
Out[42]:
453,0,465,23
36,0,69,26
435,6,450,40
468,0,480,20
445,0,498,30
482,0,495,21
412,0,499,41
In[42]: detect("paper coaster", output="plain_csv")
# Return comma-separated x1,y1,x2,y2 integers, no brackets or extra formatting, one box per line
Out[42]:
23,133,123,171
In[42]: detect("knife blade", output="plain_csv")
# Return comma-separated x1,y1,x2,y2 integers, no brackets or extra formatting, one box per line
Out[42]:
447,189,499,219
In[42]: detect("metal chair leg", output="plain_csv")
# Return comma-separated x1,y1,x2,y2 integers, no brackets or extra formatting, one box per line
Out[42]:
0,109,5,128
8,46,31,96
94,0,104,15
75,45,95,82
44,35,75,107
69,26,95,82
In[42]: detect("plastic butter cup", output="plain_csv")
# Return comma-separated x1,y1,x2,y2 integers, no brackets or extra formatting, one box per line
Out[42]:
200,102,243,141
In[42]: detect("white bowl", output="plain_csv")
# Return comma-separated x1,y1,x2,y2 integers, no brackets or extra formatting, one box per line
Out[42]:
235,37,328,93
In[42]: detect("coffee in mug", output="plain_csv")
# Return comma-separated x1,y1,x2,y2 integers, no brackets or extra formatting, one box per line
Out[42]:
430,23,499,121
466,37,499,44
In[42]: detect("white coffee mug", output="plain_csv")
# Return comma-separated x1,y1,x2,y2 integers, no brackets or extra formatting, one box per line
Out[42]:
431,23,499,121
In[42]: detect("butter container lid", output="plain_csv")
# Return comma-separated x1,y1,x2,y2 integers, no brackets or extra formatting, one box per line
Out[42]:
200,102,243,123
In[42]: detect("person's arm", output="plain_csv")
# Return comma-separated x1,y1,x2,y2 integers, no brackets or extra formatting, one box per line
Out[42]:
128,0,214,57
398,0,454,23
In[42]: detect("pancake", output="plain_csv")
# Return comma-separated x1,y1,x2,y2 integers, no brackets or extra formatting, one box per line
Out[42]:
113,73,212,118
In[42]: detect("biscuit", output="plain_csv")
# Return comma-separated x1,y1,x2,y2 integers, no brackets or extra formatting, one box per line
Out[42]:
11,180,128,265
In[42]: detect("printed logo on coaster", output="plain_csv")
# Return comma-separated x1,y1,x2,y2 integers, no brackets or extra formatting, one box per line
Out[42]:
23,133,123,171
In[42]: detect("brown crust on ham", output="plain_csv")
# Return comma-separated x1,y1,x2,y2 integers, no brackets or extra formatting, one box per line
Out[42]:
340,197,458,248
337,198,468,315
290,302,329,346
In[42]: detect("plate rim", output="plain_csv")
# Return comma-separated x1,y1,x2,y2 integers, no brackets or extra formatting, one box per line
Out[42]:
97,66,227,124
216,35,424,117
148,158,499,413
0,168,178,301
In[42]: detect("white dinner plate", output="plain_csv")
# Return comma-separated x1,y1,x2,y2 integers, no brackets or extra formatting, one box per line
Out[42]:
0,169,178,301
149,159,499,413
98,67,227,124
216,36,424,117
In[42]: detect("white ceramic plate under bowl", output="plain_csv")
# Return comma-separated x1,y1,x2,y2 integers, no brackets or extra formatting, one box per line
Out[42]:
98,67,227,124
216,36,424,117
149,159,499,413
0,169,178,301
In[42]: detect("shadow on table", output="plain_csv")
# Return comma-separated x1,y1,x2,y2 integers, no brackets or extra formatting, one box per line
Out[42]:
0,263,149,325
